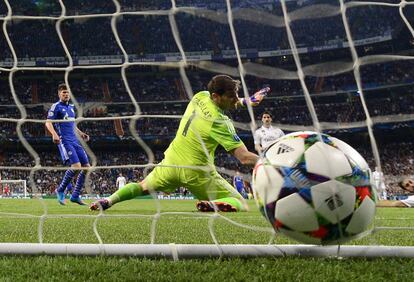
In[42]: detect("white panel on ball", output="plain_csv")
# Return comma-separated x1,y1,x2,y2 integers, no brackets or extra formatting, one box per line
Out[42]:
305,142,352,179
275,193,319,232
265,137,305,167
345,197,376,234
253,161,284,205
311,180,356,224
330,137,369,170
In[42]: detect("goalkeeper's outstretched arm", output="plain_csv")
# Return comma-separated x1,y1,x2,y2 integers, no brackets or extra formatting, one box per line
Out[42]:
231,145,259,166
236,87,270,108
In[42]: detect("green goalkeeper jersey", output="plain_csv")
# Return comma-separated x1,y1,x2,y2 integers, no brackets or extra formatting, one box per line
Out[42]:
164,91,244,166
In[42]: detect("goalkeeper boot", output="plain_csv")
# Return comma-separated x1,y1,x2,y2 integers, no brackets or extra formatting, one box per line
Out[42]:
196,201,237,212
70,196,86,206
55,189,66,205
90,199,111,211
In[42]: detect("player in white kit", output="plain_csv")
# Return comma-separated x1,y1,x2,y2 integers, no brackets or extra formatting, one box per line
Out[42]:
116,173,127,190
254,111,284,154
372,167,388,200
377,178,414,207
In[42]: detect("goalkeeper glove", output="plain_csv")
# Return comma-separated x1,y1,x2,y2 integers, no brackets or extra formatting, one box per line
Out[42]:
241,87,271,107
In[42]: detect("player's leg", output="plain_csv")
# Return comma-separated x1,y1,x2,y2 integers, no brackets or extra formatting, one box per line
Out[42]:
69,143,90,205
185,170,248,212
110,182,148,206
90,160,178,211
56,143,77,205
65,182,73,194
90,181,149,211
68,163,87,205
56,169,75,205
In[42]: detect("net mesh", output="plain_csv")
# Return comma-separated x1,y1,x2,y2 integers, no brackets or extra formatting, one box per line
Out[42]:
0,0,414,255
0,179,26,197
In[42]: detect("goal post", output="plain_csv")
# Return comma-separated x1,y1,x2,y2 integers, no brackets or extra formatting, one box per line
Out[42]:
1,243,414,259
0,179,28,198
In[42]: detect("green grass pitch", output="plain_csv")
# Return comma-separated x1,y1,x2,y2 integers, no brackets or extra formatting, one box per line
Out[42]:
0,199,413,281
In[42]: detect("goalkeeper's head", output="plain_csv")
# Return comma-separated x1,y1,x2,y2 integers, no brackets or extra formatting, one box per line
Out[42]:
208,75,241,111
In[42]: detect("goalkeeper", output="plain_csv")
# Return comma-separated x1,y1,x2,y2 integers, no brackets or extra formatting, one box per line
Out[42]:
90,75,270,212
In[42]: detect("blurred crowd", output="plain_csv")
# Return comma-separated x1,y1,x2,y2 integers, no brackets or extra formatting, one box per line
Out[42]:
0,82,413,140
0,0,409,59
0,0,413,200
1,58,414,106
0,141,412,198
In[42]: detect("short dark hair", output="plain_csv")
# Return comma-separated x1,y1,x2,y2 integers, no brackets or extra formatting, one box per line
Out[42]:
207,75,240,96
398,180,407,191
58,83,67,92
262,111,272,118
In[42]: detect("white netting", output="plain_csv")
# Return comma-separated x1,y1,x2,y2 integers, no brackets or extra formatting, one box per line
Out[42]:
0,0,413,257
0,179,27,198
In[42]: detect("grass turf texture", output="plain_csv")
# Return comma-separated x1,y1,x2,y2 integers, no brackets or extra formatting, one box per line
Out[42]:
0,199,413,281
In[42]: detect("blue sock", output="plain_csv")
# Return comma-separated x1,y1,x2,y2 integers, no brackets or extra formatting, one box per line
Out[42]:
72,171,85,198
65,183,73,193
58,170,75,192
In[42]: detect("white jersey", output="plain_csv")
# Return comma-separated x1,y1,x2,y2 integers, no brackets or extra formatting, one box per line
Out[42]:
401,195,414,207
372,170,387,200
254,125,284,150
116,176,126,189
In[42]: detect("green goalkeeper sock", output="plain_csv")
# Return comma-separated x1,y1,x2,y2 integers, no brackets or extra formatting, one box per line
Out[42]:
108,182,144,205
212,197,246,211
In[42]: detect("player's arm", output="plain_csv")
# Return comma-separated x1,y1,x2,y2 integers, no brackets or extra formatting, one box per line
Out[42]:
231,145,259,166
46,105,61,144
236,87,270,108
45,120,61,144
76,127,90,142
211,119,258,166
376,200,408,207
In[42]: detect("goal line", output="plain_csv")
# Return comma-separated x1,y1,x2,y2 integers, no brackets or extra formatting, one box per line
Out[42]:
1,0,413,258
1,243,414,259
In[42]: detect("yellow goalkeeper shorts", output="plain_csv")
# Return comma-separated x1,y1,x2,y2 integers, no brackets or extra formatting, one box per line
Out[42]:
144,159,243,201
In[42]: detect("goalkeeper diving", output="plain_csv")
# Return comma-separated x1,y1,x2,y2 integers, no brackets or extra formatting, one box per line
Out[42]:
90,75,270,212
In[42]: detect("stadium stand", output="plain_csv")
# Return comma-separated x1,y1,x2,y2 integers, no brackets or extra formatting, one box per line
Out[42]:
1,0,413,201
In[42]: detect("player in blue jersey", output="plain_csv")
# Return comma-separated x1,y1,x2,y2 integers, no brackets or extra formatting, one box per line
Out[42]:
233,170,247,199
45,83,90,205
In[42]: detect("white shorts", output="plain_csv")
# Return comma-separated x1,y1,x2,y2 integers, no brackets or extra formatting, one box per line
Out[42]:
400,195,414,208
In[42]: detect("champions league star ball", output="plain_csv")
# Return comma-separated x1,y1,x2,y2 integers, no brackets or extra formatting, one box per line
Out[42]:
253,131,376,245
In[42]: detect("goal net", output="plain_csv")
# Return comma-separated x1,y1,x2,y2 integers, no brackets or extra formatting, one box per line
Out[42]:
0,179,27,198
0,0,413,258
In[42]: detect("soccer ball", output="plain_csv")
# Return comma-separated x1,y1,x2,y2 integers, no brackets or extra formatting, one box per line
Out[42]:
253,131,376,245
